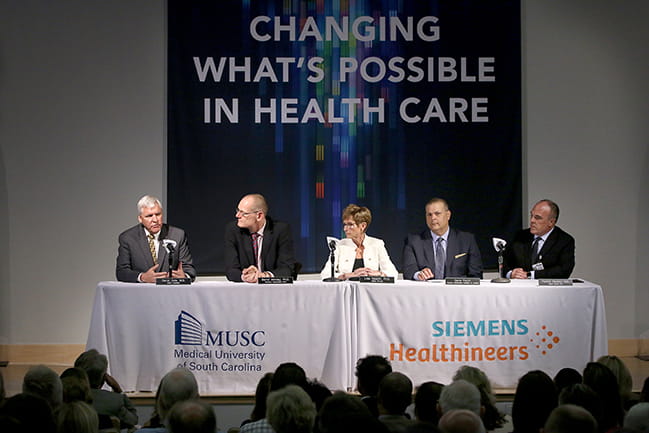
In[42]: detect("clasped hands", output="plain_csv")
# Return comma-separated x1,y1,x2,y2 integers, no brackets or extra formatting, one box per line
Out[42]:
140,262,187,283
241,265,271,283
339,267,385,280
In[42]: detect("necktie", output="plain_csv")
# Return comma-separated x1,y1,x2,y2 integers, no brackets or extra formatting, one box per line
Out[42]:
148,233,158,265
251,232,261,269
531,237,541,264
435,237,446,279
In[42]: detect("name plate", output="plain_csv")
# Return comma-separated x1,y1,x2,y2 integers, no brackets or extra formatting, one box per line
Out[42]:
359,276,394,283
445,277,480,285
538,279,573,286
258,277,293,284
156,277,192,285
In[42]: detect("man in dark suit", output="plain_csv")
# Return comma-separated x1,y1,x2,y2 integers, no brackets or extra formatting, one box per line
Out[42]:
224,193,297,282
116,195,196,282
504,199,575,279
402,198,483,280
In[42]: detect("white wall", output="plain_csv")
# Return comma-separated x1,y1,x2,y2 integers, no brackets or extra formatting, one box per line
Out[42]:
0,0,647,345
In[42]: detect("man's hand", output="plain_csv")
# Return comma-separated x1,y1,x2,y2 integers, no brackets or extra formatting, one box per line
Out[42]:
511,268,528,279
140,264,167,283
417,267,434,280
242,265,260,283
104,373,123,393
171,261,186,278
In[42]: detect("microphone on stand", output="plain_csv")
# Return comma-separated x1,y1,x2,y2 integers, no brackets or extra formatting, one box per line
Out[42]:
162,239,178,278
491,237,510,283
323,239,341,282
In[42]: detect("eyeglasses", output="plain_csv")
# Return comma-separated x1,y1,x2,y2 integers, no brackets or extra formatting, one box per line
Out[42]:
236,208,260,216
342,222,357,228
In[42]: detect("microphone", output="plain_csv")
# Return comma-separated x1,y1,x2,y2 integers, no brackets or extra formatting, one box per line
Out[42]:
162,239,177,253
491,237,510,283
329,240,337,251
323,237,341,282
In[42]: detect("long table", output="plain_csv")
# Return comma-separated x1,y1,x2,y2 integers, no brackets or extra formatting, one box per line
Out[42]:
87,279,607,394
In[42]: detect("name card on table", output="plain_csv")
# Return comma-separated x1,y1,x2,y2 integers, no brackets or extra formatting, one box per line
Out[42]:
258,277,294,284
359,276,395,283
156,277,192,285
445,277,481,285
538,279,573,286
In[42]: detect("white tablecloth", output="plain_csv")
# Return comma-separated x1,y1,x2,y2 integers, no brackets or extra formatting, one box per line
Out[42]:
87,279,607,394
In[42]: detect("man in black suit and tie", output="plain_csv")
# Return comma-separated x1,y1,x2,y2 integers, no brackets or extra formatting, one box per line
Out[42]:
504,199,575,279
224,193,297,283
116,195,196,283
402,198,483,280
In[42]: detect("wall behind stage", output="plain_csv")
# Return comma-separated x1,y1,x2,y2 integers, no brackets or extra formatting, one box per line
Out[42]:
0,1,647,348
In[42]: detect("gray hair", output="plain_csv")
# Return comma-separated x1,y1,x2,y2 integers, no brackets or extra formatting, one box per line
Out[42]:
267,384,316,433
138,195,163,214
544,404,597,433
168,400,217,433
439,380,481,415
22,364,63,409
624,402,649,433
74,349,109,389
439,409,486,433
157,368,200,420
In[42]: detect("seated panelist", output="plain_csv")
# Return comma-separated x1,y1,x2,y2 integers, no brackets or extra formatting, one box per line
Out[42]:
402,197,482,280
320,204,398,280
116,195,195,283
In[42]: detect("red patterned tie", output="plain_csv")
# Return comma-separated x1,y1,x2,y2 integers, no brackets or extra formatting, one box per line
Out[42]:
251,232,260,269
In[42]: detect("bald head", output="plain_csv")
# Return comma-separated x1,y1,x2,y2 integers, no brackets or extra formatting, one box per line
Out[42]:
544,404,597,433
439,409,486,433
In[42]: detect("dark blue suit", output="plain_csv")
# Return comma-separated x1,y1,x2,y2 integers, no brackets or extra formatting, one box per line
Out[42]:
402,227,483,279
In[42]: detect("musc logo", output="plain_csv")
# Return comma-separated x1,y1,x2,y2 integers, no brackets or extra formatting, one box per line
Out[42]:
174,311,266,347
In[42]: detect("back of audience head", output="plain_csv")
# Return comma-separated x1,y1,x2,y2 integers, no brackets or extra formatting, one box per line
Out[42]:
74,349,108,389
22,364,63,410
438,380,482,417
55,400,99,433
597,355,633,399
306,378,332,412
60,367,93,404
0,392,57,433
583,361,624,430
624,402,649,433
168,399,217,433
271,362,308,391
452,366,503,430
355,355,392,397
377,371,413,416
318,392,389,433
266,384,316,433
248,372,273,423
438,409,486,433
558,383,603,432
157,368,200,422
512,370,557,433
414,381,444,424
543,404,597,433
553,367,582,394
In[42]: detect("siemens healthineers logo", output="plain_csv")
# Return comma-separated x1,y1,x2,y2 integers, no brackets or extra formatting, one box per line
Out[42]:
390,319,561,364
173,310,266,372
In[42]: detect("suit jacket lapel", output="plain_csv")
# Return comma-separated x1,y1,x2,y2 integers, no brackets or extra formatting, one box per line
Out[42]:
422,230,435,268
137,226,156,269
538,228,558,260
241,229,256,266
445,229,458,270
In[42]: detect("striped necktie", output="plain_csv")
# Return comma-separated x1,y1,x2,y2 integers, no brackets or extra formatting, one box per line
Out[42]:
148,233,158,265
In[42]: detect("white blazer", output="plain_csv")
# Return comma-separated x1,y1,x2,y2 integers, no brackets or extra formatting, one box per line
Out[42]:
320,235,398,279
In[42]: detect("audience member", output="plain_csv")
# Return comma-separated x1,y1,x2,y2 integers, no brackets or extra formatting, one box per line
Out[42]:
641,377,649,403
624,402,649,433
511,370,557,433
55,400,99,433
267,385,316,433
22,364,63,410
75,349,138,428
597,355,637,409
377,372,415,433
0,392,57,433
241,372,273,427
543,404,597,433
452,366,504,430
317,391,389,433
438,380,482,416
438,409,486,433
414,381,444,425
583,361,624,432
168,400,217,433
355,355,393,417
60,367,93,404
558,384,604,433
306,379,333,412
553,367,582,394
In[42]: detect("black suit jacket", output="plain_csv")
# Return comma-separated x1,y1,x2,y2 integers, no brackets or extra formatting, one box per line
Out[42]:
402,227,483,279
503,226,575,278
115,224,196,282
224,217,297,281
